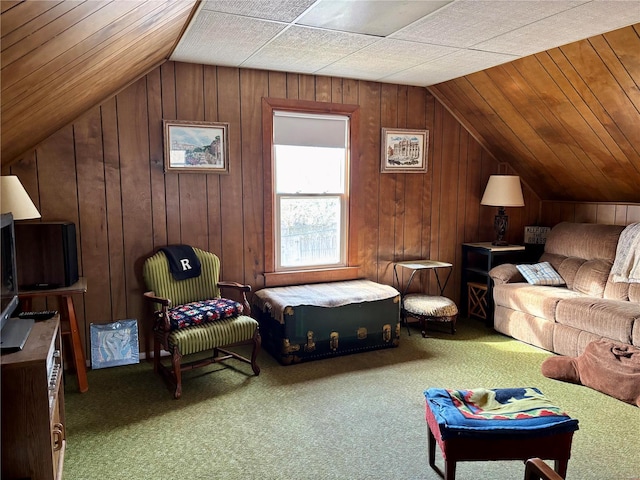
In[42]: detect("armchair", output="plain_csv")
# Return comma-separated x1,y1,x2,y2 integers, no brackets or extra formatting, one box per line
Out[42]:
143,247,260,399
524,458,564,480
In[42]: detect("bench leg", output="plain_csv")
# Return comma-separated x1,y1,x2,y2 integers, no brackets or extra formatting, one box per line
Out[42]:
445,460,456,480
554,458,569,478
428,425,437,469
427,424,453,479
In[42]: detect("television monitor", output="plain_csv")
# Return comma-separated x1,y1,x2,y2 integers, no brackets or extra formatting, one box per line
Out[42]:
1,213,33,351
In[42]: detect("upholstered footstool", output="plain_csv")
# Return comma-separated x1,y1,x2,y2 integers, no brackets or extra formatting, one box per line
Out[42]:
424,387,579,480
403,294,458,336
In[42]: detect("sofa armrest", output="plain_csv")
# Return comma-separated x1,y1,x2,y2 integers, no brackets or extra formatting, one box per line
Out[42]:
489,263,525,285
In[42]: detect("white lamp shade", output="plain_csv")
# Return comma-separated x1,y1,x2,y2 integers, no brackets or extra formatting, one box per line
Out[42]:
480,175,525,207
1,175,41,220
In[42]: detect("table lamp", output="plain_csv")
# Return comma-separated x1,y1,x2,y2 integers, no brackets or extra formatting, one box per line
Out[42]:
1,175,41,220
480,175,524,246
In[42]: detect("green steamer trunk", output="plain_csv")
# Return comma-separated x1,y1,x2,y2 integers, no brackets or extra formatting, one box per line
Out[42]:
254,296,400,365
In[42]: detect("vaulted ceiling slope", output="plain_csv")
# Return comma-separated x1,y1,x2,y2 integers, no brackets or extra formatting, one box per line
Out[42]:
1,0,197,163
430,23,640,202
1,1,640,204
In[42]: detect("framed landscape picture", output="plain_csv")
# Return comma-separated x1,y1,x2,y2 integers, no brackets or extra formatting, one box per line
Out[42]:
381,128,428,173
163,120,230,173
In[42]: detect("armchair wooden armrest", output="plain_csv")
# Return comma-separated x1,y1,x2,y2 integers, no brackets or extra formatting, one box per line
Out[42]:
143,291,172,307
218,281,252,315
218,281,251,292
524,458,563,480
143,291,172,331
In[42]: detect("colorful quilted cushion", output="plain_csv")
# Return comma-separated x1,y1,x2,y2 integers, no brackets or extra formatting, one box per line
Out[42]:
424,387,579,440
517,262,565,286
168,298,243,330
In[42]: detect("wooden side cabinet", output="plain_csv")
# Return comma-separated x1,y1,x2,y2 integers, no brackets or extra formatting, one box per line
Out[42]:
461,243,526,325
1,316,65,480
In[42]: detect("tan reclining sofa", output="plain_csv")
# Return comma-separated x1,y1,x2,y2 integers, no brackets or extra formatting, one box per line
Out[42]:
489,222,640,356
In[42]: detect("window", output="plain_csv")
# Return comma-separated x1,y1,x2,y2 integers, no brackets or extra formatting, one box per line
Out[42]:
274,111,348,270
262,98,360,286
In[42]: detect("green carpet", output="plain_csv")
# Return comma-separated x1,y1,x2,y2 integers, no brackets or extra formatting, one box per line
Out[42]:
63,319,639,479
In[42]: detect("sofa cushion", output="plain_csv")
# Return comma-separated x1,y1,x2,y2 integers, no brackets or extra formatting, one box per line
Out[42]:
539,252,567,274
633,319,640,347
544,222,624,261
572,259,612,297
516,262,565,286
494,306,555,352
557,257,586,290
604,275,630,301
493,283,583,320
555,297,638,344
552,324,602,357
629,283,640,304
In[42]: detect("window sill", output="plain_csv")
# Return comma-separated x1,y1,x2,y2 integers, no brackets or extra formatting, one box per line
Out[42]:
264,267,360,287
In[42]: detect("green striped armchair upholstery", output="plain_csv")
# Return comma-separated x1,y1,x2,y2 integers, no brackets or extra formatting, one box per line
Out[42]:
144,248,221,307
143,247,260,399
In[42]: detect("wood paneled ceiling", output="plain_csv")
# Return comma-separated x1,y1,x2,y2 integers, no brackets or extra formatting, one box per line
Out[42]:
1,0,197,164
1,1,639,204
430,24,640,202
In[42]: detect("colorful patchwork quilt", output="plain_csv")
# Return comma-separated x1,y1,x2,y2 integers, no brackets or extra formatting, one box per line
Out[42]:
424,387,579,440
168,298,243,330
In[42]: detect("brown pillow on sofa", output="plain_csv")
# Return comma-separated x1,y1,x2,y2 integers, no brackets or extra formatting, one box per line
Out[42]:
541,339,640,407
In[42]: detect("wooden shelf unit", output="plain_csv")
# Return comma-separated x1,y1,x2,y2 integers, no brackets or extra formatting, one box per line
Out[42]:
1,316,65,480
461,242,526,325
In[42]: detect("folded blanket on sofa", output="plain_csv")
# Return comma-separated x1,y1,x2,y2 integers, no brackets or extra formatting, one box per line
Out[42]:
611,222,640,283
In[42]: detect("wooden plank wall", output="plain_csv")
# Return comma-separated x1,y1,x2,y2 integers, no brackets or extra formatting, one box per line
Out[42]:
541,202,640,226
5,61,542,356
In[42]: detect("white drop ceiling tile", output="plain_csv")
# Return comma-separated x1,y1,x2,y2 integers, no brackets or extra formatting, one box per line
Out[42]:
171,11,286,66
475,1,640,55
380,63,461,86
391,0,586,48
173,0,640,88
437,49,519,72
201,0,316,22
382,49,518,86
242,25,378,73
317,38,457,80
297,0,452,36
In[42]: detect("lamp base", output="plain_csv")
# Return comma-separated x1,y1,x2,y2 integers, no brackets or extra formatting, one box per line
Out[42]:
493,207,508,246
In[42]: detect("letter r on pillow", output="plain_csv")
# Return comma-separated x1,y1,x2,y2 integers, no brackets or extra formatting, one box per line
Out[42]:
180,259,192,271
